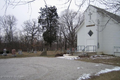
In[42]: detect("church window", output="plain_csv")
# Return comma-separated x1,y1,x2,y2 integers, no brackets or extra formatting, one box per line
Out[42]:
88,30,93,37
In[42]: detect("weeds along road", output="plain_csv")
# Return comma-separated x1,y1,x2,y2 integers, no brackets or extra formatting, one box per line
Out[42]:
0,57,115,80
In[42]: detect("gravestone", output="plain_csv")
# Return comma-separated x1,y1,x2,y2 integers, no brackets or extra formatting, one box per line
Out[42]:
72,48,75,52
71,48,75,55
18,49,22,55
34,50,37,54
66,48,71,54
12,49,16,57
2,48,7,56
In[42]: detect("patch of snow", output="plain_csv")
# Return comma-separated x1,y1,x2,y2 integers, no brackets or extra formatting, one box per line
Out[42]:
56,57,65,59
57,56,80,60
95,64,99,66
77,67,120,80
77,67,80,69
77,74,91,80
75,57,80,59
77,67,84,69
95,67,120,76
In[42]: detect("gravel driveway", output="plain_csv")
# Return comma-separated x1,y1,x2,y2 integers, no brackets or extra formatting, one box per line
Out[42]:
0,57,115,80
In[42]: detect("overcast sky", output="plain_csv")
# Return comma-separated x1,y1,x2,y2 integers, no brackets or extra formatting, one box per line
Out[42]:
0,0,109,31
0,0,81,30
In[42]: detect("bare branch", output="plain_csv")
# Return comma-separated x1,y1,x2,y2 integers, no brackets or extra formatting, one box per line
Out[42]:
98,0,120,13
59,10,82,48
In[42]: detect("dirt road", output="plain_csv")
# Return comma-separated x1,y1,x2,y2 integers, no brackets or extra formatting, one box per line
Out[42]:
0,57,115,80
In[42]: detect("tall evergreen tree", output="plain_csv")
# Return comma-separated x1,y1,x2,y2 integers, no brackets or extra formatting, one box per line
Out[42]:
38,6,59,47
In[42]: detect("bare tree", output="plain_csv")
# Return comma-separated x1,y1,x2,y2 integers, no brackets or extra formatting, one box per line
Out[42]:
0,15,17,50
59,10,82,49
0,24,2,45
0,26,2,49
23,19,42,51
3,0,120,13
98,0,120,13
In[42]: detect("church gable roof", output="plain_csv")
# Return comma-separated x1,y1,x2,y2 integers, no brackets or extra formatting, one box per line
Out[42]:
76,5,120,33
91,5,120,23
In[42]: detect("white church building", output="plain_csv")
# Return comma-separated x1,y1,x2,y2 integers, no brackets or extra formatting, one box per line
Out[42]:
76,5,120,56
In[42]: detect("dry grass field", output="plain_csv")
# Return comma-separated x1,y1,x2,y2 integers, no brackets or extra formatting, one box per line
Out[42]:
88,71,120,80
0,50,62,59
79,57,120,66
47,50,62,56
78,55,120,80
0,51,42,59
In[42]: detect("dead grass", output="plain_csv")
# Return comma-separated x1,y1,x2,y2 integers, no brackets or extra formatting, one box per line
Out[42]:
88,71,120,80
0,51,42,59
78,55,120,80
78,57,120,66
47,50,62,55
0,50,62,59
